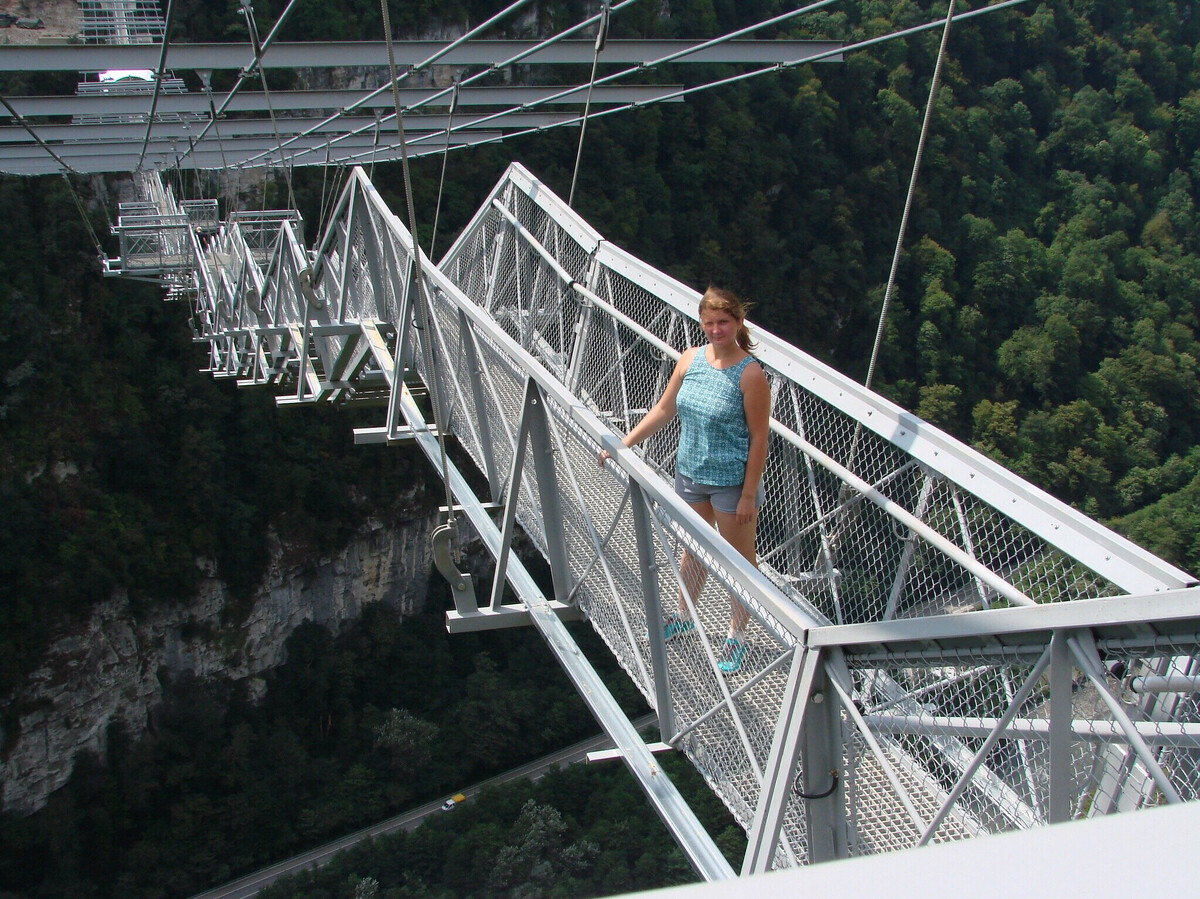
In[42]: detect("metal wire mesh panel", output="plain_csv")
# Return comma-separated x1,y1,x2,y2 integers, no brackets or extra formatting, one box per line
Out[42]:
80,0,165,43
837,631,1200,854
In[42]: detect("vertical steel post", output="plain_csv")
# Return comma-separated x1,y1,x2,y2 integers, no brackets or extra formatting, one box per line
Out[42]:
489,378,535,612
385,254,415,439
458,308,502,502
525,379,573,602
743,646,826,873
1048,629,1072,822
336,191,357,321
629,479,674,741
801,651,847,863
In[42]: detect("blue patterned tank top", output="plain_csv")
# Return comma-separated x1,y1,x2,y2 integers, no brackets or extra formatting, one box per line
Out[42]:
675,350,756,486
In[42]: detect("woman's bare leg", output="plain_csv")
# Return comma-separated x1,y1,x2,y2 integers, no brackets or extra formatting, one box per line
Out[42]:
713,508,758,632
676,500,716,612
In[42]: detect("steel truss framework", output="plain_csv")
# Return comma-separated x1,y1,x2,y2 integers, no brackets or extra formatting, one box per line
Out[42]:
107,164,1200,880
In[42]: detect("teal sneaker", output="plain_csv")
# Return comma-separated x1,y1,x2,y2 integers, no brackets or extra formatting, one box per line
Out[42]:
717,637,747,673
662,613,696,641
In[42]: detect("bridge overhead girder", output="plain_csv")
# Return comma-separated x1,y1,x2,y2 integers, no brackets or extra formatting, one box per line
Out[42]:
0,34,841,176
0,39,844,71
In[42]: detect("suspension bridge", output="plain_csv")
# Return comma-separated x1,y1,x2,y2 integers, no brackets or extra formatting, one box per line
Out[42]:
6,0,1200,885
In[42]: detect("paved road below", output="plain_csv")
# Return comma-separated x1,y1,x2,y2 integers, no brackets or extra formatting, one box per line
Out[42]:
189,714,658,899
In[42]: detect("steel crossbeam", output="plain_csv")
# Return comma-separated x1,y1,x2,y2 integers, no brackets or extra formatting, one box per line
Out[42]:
1,86,686,118
113,165,1200,881
0,40,844,72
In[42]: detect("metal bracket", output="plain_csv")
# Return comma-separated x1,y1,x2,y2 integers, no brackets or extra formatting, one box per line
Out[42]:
432,521,477,613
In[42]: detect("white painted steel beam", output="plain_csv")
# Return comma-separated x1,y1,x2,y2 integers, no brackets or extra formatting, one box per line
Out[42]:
0,112,575,143
1,86,685,119
0,137,504,174
808,588,1200,657
0,40,844,72
0,132,499,160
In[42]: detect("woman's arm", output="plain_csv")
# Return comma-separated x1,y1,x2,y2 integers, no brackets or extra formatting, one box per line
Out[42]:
736,360,771,523
599,348,695,463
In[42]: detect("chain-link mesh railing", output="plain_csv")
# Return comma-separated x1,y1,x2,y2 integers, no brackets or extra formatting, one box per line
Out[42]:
118,166,1200,876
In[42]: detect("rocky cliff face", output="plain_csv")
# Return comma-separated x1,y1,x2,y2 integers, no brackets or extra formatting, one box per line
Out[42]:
0,514,437,815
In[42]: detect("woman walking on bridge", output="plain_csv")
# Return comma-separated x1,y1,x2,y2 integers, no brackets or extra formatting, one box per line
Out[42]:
599,286,770,674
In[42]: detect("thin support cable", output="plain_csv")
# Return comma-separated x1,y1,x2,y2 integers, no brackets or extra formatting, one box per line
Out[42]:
428,79,461,260
863,0,957,393
61,173,107,261
241,0,296,212
379,0,457,527
200,72,229,173
177,0,303,164
316,150,351,243
368,110,383,180
371,0,1030,171
0,94,79,175
0,95,107,259
318,144,331,227
239,0,591,168
136,0,176,173
568,0,610,208
833,0,956,506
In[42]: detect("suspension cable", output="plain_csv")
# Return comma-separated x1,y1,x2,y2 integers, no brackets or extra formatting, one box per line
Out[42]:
199,70,229,173
428,79,461,260
357,0,1029,170
0,93,108,258
325,0,838,168
61,172,107,262
239,0,581,169
0,94,80,176
367,110,383,180
240,0,296,211
176,0,304,165
135,0,176,173
839,0,957,505
318,161,348,241
379,0,458,527
317,143,333,230
864,0,957,392
568,0,610,208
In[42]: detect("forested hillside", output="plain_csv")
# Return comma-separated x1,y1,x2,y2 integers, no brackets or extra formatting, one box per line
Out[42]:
0,173,432,698
1,0,1199,896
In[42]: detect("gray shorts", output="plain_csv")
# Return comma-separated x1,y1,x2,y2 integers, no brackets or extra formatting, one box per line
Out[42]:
674,472,764,515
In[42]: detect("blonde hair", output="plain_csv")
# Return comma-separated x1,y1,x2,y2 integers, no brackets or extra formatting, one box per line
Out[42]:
699,285,756,353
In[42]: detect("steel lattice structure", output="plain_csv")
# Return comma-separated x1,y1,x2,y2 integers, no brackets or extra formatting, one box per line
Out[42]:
104,164,1200,879
10,0,1200,882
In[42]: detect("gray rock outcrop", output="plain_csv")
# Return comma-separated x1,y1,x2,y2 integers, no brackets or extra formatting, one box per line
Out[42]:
1,514,437,814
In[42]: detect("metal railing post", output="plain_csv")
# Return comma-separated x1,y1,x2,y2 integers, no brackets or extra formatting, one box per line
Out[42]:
459,308,502,501
1049,629,1073,822
525,379,573,602
743,646,821,873
629,479,674,741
